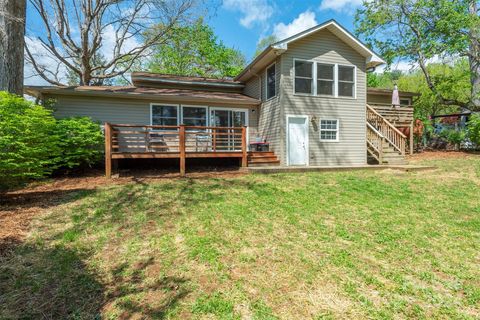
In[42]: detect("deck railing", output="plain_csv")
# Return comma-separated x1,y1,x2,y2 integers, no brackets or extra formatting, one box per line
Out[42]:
105,123,247,177
366,104,406,155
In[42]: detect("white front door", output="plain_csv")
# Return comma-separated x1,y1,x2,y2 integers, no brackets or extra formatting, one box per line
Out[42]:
287,116,308,166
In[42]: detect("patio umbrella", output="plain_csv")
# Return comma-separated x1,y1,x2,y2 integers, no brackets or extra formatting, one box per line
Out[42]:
392,84,400,108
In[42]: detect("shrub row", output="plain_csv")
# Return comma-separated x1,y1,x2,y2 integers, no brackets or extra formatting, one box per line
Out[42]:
0,92,104,190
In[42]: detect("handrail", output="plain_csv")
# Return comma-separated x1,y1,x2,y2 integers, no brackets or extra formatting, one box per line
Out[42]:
367,122,384,138
367,105,406,138
366,104,406,155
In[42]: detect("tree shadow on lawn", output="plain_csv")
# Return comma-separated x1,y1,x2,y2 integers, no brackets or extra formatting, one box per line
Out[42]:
0,243,190,319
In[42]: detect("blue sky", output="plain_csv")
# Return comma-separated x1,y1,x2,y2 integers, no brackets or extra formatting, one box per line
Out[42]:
209,0,364,61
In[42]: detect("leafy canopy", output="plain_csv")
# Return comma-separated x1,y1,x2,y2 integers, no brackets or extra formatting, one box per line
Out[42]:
148,19,245,78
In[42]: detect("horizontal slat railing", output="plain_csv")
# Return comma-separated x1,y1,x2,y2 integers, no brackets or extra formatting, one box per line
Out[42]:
366,104,406,155
104,123,247,178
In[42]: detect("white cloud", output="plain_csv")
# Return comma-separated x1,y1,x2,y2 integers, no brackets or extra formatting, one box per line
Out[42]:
273,10,318,40
319,0,364,13
223,0,274,28
99,24,142,61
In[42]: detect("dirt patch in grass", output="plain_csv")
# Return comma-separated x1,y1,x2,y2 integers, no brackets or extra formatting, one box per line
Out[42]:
408,150,477,161
0,168,246,257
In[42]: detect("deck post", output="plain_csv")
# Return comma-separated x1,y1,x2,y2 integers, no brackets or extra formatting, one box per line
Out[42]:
241,126,247,167
179,125,186,176
105,122,112,178
409,121,414,155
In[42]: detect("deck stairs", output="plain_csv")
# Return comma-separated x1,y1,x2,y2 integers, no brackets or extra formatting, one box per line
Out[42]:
248,151,280,167
366,104,407,165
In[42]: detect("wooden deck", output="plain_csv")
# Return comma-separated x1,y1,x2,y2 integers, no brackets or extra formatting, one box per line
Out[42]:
105,123,247,177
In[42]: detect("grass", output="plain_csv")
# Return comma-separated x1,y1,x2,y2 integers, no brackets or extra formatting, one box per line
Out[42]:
1,155,480,319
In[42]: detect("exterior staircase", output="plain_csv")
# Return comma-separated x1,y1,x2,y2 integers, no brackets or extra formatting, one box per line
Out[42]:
248,151,280,167
366,104,407,165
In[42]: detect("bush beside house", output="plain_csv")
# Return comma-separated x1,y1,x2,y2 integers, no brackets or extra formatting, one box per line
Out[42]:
0,92,103,190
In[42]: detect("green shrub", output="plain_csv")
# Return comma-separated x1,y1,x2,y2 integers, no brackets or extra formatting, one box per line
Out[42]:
0,92,59,189
54,117,104,169
467,114,480,146
439,128,466,148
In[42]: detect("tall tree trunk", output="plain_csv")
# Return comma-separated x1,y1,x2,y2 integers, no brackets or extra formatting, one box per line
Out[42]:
0,0,26,95
469,1,480,111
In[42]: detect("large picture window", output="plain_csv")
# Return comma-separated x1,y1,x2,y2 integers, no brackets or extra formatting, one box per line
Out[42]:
182,106,207,127
151,104,178,126
294,60,313,94
320,119,339,141
266,63,276,100
317,63,334,96
338,66,355,97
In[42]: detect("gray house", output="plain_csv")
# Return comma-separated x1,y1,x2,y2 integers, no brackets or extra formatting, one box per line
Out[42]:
26,20,413,176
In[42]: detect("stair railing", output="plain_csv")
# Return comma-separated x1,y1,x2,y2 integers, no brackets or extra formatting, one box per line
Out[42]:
366,122,384,163
366,104,406,155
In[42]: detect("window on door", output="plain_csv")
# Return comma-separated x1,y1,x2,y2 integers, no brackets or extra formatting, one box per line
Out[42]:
320,119,339,141
294,60,313,94
151,104,179,126
266,63,276,100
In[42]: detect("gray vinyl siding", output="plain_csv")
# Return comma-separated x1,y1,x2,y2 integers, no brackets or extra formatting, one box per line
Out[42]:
279,28,367,166
48,95,259,141
256,58,283,156
243,76,260,99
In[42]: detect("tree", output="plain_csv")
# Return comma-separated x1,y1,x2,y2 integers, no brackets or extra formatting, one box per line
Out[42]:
355,0,479,110
26,0,204,86
148,19,245,78
0,0,26,95
254,35,278,57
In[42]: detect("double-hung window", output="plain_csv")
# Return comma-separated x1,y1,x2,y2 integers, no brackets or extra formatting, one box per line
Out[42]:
338,66,355,97
294,60,313,94
266,63,276,99
317,63,335,96
320,119,339,141
151,104,179,126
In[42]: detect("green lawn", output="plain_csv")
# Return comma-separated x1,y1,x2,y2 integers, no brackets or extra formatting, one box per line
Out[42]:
1,155,480,319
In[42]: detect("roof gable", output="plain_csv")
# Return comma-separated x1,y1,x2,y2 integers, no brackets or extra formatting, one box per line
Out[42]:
235,19,385,82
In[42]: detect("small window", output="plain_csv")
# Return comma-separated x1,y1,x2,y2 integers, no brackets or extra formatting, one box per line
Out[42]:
338,66,355,97
294,60,313,94
400,99,410,106
151,105,178,126
182,106,207,127
266,63,276,100
317,63,334,96
320,119,339,141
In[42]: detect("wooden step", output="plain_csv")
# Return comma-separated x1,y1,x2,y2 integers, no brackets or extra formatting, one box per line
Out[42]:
248,161,281,167
248,156,278,162
248,158,280,164
248,151,276,157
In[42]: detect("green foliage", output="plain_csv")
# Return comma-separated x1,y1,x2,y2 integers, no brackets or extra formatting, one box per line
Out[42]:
148,19,245,78
254,35,278,57
467,114,480,146
0,92,59,189
367,72,380,87
54,117,104,169
355,0,475,109
0,92,104,189
439,129,466,146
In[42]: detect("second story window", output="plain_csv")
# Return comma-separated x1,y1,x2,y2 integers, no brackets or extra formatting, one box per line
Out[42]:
317,63,334,96
266,63,276,100
338,66,355,97
294,60,313,94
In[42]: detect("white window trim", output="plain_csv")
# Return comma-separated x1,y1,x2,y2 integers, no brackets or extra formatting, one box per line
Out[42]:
337,64,356,99
180,105,208,127
150,103,180,129
292,58,357,99
265,62,277,101
293,58,314,95
286,114,310,166
319,118,340,142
